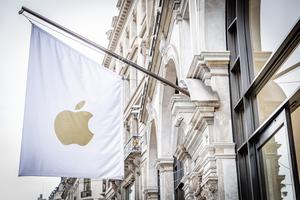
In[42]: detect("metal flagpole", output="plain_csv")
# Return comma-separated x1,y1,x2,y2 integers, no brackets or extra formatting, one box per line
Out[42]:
18,6,190,97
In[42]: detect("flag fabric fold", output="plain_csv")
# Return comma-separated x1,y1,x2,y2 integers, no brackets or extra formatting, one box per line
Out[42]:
19,24,124,179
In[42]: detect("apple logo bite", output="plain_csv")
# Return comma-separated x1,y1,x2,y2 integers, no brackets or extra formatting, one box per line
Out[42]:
54,100,94,146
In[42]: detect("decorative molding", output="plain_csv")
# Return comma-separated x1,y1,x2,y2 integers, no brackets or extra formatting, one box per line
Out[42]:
122,173,135,188
185,79,220,104
143,188,159,199
169,94,196,117
214,143,236,159
106,30,113,40
174,144,190,161
103,0,132,67
200,180,218,200
155,158,174,172
187,51,230,81
175,115,184,127
184,106,215,155
182,173,219,200
111,16,118,27
191,173,204,200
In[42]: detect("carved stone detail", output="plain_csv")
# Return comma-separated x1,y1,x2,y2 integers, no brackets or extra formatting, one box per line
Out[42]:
174,144,190,162
200,181,218,200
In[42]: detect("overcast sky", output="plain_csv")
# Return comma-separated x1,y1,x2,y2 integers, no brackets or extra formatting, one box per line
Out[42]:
0,0,117,199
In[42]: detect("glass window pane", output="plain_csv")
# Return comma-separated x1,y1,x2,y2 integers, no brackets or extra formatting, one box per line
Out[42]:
260,126,296,199
127,183,135,200
256,44,300,124
249,0,300,76
291,106,300,182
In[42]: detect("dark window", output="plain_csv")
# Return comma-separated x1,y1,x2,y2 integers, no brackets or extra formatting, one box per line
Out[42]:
83,178,91,191
174,156,184,200
175,78,179,94
157,170,161,200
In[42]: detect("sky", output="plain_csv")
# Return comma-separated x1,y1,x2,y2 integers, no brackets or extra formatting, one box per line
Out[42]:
0,0,118,199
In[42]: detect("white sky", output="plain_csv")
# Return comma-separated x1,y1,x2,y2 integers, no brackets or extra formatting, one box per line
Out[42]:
0,0,118,199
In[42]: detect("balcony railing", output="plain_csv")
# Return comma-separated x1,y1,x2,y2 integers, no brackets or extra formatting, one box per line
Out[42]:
124,136,141,160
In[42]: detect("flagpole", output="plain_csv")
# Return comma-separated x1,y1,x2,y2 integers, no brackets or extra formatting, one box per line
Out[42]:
18,6,190,97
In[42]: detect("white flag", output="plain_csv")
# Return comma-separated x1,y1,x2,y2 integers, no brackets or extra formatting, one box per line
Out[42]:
19,25,124,179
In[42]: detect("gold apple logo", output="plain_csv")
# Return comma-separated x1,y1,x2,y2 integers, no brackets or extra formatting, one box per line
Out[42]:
54,100,94,146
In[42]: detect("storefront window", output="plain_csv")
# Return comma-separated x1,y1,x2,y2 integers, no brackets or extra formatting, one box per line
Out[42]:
249,0,300,76
256,44,300,124
227,0,300,199
291,106,300,182
260,126,296,199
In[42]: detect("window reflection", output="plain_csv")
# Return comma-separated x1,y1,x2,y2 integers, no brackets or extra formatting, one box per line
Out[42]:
261,126,296,199
291,106,300,182
274,46,300,97
256,44,300,124
249,0,300,125
249,0,300,76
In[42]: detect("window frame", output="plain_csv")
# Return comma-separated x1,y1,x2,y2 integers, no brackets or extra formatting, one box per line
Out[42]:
226,0,300,199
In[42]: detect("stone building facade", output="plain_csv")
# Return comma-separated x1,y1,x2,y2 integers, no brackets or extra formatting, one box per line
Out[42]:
48,0,300,199
101,0,238,199
48,178,105,200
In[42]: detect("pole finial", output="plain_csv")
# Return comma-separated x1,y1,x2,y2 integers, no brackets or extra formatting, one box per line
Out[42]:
18,7,24,15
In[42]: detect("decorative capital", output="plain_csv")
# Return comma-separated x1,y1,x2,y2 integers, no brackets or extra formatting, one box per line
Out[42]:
174,144,190,161
169,94,195,117
187,51,230,80
155,158,173,172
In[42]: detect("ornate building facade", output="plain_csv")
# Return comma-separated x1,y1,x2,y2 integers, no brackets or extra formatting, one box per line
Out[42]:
48,0,300,199
101,0,238,199
48,178,105,200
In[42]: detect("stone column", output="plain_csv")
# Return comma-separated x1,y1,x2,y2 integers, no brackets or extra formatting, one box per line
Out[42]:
156,158,174,200
203,52,238,200
185,51,238,200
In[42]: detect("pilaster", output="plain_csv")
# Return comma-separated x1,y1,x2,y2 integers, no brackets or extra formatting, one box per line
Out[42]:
156,158,174,200
183,51,238,200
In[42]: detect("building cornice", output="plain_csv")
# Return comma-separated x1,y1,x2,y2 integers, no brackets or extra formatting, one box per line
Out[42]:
103,0,132,67
187,51,230,80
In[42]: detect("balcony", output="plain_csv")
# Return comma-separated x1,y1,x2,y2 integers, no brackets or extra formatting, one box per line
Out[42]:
81,190,92,198
124,136,141,160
